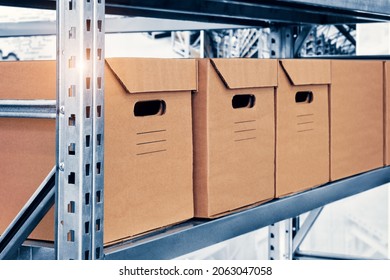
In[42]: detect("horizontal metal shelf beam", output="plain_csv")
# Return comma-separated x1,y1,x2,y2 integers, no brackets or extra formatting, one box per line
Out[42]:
0,99,56,119
0,17,251,38
0,0,390,25
15,167,390,260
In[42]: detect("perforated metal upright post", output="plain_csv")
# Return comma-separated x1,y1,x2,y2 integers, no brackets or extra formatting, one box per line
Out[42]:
56,0,105,260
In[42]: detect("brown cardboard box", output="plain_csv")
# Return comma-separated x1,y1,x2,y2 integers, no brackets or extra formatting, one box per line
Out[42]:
331,60,384,180
193,58,276,218
104,58,195,243
0,61,56,241
276,60,330,197
0,58,196,244
385,62,390,166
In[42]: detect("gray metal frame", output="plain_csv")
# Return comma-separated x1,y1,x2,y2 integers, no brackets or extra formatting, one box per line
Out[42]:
55,0,104,260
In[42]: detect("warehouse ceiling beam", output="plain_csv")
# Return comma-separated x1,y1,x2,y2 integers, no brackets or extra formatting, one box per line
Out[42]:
1,0,390,24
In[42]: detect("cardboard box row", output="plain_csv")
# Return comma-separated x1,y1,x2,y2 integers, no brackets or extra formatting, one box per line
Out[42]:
0,58,387,245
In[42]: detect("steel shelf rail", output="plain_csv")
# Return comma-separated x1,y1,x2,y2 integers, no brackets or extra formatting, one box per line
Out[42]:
12,167,390,260
0,0,390,25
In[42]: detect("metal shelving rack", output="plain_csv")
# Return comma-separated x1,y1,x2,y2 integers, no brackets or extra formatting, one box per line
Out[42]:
1,0,390,260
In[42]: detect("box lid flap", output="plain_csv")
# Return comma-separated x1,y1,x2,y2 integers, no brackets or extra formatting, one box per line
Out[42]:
106,58,197,93
210,58,277,89
279,59,331,85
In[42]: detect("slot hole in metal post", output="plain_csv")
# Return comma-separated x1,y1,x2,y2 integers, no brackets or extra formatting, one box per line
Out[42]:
97,48,102,60
68,172,75,185
85,192,90,205
69,27,76,39
68,85,76,97
86,77,91,90
67,230,75,242
68,56,76,68
96,247,101,259
97,77,102,89
96,162,101,174
96,219,101,231
67,201,75,213
97,105,102,117
97,134,102,146
97,20,102,32
68,0,74,10
84,250,89,260
86,106,91,118
86,48,91,60
69,114,76,126
86,19,91,31
85,221,90,234
85,164,90,176
86,135,91,147
96,191,101,203
68,143,76,155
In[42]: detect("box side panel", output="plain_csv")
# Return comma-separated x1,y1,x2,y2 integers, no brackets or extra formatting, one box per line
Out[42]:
0,119,56,241
206,65,275,217
331,60,384,180
0,61,56,241
104,68,193,243
193,60,210,217
276,65,330,197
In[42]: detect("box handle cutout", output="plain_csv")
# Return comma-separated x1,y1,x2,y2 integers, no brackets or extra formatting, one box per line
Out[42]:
232,94,255,109
134,100,166,117
295,91,313,103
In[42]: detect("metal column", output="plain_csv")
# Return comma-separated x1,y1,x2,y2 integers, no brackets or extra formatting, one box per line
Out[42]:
56,0,105,260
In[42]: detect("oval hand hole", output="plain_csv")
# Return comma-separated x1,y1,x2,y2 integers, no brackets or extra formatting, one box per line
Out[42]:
232,94,255,109
134,100,166,117
295,91,313,103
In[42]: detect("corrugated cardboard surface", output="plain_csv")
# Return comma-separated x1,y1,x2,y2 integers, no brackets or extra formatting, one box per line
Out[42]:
386,62,390,166
103,58,195,243
331,60,384,180
194,59,276,218
276,59,330,197
0,61,56,241
1,59,195,244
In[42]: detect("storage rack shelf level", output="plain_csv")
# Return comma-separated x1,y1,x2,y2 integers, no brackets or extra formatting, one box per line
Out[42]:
14,167,390,260
0,0,390,260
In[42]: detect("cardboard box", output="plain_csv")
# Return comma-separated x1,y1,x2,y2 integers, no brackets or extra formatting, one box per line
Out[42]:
193,58,276,218
331,60,384,180
0,61,56,241
104,58,195,243
276,60,330,197
385,62,390,166
0,58,196,244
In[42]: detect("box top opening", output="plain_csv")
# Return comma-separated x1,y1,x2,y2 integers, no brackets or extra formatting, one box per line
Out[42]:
210,58,277,89
106,58,197,94
279,59,331,86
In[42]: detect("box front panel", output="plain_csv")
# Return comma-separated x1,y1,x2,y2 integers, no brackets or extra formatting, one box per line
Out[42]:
331,60,383,180
276,70,329,197
104,75,193,243
206,66,275,217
